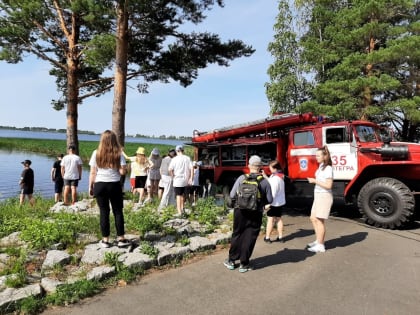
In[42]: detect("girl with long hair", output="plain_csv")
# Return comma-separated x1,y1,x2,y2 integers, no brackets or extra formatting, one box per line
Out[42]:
89,130,130,248
307,146,333,253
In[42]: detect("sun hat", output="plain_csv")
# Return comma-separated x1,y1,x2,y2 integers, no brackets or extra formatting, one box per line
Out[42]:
136,147,146,155
21,159,32,166
248,155,262,166
176,144,184,152
151,148,160,155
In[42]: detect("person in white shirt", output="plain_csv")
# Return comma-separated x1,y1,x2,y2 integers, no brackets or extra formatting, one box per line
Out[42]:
168,144,192,216
189,161,201,206
61,145,83,205
262,160,286,243
89,130,129,248
158,149,176,210
307,146,334,253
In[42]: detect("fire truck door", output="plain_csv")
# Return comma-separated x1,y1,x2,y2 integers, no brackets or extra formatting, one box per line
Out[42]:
288,130,318,179
323,126,358,180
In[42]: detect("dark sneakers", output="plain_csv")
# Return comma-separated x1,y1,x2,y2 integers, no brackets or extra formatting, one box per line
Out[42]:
117,239,131,248
264,237,272,243
275,237,284,243
223,259,235,270
238,264,253,273
100,240,111,248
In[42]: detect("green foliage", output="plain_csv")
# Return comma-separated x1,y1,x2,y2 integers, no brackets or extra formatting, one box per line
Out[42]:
18,212,99,250
139,241,159,259
125,207,163,235
178,235,190,246
103,251,140,283
16,295,46,315
266,0,310,114
191,197,225,232
0,248,27,288
160,205,177,223
45,279,102,306
296,0,420,141
0,137,176,163
104,251,123,272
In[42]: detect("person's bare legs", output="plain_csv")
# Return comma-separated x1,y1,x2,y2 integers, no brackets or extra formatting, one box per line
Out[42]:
138,188,145,204
28,194,35,206
276,217,284,239
71,186,77,204
310,216,325,244
176,195,184,215
265,217,274,240
63,185,70,204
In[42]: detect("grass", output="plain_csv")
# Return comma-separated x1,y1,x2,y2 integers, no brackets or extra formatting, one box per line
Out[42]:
0,139,223,314
0,137,194,163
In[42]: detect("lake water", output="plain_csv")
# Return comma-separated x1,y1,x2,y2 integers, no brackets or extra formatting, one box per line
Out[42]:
0,129,183,201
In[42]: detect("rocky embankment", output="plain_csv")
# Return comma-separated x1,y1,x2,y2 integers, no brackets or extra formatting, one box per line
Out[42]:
0,200,232,310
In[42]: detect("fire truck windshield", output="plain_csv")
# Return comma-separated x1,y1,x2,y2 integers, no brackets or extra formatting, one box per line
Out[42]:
355,125,380,143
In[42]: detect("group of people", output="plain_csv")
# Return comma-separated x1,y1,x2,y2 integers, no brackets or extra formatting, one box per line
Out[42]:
19,145,83,206
224,146,333,273
123,144,216,215
88,131,212,248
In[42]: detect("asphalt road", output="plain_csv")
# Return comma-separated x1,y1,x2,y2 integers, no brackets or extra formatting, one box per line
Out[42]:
43,211,420,315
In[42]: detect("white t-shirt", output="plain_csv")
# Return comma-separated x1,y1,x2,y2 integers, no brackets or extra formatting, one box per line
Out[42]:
268,173,286,207
168,155,192,187
314,164,333,193
89,150,126,183
160,156,172,176
61,154,83,180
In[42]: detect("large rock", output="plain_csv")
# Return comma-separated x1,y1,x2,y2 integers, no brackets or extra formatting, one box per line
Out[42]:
0,284,42,309
42,250,71,269
41,277,64,293
119,252,154,270
81,243,128,265
0,232,24,247
188,236,216,252
86,266,115,281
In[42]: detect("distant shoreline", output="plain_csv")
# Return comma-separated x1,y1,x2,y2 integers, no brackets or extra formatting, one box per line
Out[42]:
0,126,191,141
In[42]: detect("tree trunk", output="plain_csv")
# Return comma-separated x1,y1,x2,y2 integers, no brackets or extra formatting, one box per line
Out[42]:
362,36,376,120
112,0,129,147
66,14,81,154
66,58,79,154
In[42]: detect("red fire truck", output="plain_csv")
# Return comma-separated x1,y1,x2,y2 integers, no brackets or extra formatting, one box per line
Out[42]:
190,112,420,229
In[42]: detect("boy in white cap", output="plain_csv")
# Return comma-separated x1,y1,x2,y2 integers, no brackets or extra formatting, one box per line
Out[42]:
168,144,193,216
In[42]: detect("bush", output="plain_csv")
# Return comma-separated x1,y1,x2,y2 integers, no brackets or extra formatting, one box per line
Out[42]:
125,207,163,235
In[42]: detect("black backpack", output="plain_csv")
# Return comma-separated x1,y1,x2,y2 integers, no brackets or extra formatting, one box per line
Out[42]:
236,173,263,211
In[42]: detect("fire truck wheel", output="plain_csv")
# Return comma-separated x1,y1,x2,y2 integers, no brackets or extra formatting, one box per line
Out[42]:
357,177,415,229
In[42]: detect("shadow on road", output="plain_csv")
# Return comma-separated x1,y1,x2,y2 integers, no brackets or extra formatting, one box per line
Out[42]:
253,248,315,270
253,232,368,270
282,228,314,242
325,231,368,250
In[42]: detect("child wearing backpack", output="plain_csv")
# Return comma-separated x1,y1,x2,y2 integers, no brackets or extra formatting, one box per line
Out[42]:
224,155,273,273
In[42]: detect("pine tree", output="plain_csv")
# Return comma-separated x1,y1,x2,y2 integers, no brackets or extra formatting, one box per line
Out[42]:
298,0,420,140
266,0,309,114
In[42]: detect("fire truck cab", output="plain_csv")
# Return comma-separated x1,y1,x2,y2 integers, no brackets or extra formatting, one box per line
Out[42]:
191,113,420,229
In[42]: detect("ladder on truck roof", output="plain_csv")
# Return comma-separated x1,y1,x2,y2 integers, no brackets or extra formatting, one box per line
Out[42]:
192,112,315,143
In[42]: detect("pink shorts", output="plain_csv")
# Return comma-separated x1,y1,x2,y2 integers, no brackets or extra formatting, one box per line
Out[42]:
311,192,333,219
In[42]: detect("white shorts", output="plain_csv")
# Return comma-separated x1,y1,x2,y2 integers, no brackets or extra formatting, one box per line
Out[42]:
311,192,333,219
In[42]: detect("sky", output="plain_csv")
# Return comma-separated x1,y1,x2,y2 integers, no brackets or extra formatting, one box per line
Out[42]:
0,1,279,138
